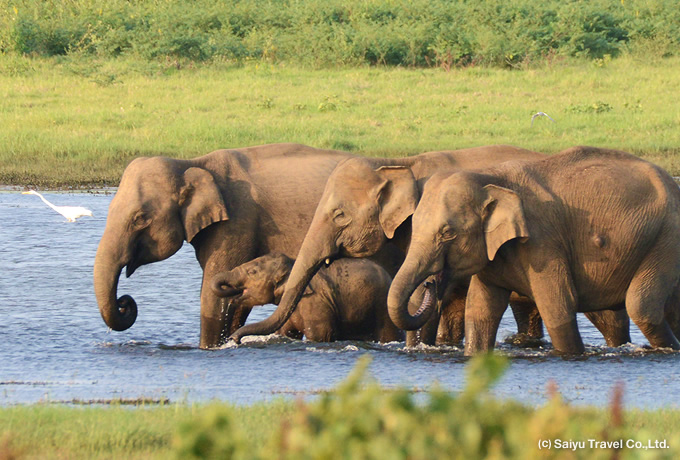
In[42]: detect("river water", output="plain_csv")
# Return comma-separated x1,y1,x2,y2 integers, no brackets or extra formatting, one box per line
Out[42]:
1,191,678,408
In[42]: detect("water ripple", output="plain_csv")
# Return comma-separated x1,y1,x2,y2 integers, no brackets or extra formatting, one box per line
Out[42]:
2,192,679,408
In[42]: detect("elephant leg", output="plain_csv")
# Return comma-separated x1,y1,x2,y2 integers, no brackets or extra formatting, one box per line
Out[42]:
663,282,680,340
227,305,253,335
625,250,680,349
299,301,337,342
584,307,631,347
199,292,229,348
277,322,304,340
375,305,404,343
527,259,584,355
195,225,258,348
436,285,466,346
377,323,404,343
509,293,543,338
303,321,336,342
464,276,510,356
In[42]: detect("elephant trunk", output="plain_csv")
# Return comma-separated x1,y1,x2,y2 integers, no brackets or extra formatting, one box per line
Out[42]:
93,240,138,331
230,233,334,342
387,245,438,331
211,270,244,298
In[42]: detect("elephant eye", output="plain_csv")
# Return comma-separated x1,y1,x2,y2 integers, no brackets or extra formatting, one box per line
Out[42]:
439,225,457,241
247,268,258,276
132,211,151,229
332,209,351,226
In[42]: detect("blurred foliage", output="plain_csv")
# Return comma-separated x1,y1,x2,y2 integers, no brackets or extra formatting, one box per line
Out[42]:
1,0,679,68
173,354,680,459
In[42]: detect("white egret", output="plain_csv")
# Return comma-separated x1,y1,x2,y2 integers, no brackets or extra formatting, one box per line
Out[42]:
531,111,556,126
22,190,93,222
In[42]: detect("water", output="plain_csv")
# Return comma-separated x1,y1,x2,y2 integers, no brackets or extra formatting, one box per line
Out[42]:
1,191,679,408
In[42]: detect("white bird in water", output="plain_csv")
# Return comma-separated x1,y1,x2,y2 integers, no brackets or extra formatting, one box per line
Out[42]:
531,111,556,126
22,190,93,222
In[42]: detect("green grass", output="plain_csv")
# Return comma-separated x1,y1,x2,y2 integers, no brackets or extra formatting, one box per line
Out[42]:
2,403,679,460
2,54,680,187
0,400,293,459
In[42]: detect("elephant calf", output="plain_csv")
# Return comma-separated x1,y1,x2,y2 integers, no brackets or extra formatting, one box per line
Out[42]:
211,253,403,343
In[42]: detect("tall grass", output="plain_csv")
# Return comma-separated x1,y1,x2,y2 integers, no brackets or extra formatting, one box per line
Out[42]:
1,54,680,186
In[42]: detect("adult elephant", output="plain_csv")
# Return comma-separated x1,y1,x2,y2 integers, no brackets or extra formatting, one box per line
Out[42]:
387,146,680,355
229,145,552,344
94,143,356,349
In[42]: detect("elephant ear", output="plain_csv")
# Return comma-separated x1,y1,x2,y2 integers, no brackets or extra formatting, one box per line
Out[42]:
272,255,294,302
375,166,419,239
179,167,229,242
482,184,529,261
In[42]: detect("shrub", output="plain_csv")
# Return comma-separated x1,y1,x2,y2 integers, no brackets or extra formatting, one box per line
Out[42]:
173,354,680,459
1,0,679,67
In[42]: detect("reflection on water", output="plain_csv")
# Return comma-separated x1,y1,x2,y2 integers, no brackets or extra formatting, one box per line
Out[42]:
1,191,679,408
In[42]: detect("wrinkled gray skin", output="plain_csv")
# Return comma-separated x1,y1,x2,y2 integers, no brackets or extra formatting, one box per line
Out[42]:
229,145,552,343
388,146,680,355
211,253,402,343
94,143,359,349
231,145,631,346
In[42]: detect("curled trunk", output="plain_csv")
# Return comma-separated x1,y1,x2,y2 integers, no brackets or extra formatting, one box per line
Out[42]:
387,253,437,331
211,273,243,298
93,246,137,331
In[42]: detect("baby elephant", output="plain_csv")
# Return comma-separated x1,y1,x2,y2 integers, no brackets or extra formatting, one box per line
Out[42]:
211,253,403,343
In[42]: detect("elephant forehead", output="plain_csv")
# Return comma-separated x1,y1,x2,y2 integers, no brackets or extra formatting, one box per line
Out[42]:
440,174,483,203
329,161,381,187
121,158,181,190
326,185,374,209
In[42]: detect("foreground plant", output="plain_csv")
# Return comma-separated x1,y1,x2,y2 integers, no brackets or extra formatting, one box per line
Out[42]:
174,354,680,459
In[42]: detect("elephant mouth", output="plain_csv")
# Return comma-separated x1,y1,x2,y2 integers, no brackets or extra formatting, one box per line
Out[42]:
422,271,447,302
125,261,140,278
411,272,445,318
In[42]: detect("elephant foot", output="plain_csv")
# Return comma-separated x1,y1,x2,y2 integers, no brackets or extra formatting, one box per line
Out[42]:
636,320,680,350
510,294,544,339
503,332,546,349
200,315,228,349
546,319,585,355
463,320,500,356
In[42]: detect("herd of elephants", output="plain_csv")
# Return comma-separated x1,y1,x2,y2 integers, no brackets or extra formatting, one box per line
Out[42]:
93,143,680,355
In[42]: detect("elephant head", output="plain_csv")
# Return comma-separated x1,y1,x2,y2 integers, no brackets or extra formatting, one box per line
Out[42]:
94,157,229,332
211,253,295,310
229,158,418,341
388,172,529,330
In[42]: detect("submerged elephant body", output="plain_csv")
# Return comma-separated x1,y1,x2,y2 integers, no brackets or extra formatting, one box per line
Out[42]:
211,253,401,343
387,146,680,355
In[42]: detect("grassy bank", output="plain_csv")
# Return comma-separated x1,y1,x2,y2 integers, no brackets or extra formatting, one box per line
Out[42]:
0,400,293,459
2,404,679,459
1,357,680,459
2,54,680,187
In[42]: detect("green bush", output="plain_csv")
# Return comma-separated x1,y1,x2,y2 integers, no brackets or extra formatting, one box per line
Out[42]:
173,354,680,459
2,0,679,67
